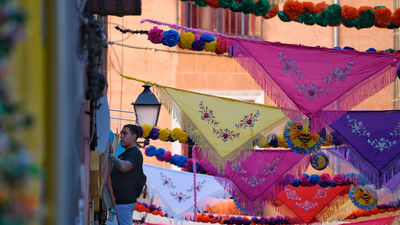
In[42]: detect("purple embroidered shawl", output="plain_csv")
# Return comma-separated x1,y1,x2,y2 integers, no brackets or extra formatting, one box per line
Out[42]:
200,149,309,214
229,39,400,132
140,19,400,132
328,111,400,188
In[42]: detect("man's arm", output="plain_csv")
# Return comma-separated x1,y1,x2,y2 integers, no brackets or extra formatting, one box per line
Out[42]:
109,154,134,172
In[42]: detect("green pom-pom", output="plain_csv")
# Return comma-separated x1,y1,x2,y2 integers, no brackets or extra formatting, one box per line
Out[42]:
302,13,316,25
385,48,395,53
241,0,254,14
326,4,342,26
253,0,270,16
356,9,375,29
219,0,233,8
230,1,244,12
342,19,357,28
194,0,207,6
316,10,329,27
278,11,291,22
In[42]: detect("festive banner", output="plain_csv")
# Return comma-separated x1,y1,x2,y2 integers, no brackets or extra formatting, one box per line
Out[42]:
200,149,309,214
121,75,287,171
328,110,400,188
140,20,400,132
276,185,349,223
346,215,398,225
143,164,228,220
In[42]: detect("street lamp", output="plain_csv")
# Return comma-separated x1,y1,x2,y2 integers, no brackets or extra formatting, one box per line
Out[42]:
132,84,161,128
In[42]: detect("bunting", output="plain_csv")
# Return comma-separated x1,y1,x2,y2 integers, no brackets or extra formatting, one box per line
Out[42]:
140,19,400,132
328,111,400,188
200,149,309,214
121,75,287,171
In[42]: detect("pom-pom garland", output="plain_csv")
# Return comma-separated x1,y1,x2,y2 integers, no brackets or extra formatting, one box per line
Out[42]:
138,124,194,144
290,173,366,188
135,201,297,224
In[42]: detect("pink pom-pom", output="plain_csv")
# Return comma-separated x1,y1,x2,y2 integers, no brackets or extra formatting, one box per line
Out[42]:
333,174,346,185
320,173,332,183
164,151,172,161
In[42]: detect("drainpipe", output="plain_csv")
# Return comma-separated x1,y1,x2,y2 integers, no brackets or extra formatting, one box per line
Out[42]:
394,0,400,109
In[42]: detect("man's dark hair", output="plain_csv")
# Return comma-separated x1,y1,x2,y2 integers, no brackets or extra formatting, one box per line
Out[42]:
123,124,139,140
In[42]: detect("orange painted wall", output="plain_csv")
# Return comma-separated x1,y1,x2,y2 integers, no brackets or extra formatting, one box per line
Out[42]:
107,0,398,168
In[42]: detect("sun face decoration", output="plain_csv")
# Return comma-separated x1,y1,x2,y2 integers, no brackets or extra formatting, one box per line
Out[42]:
283,121,324,154
350,186,377,210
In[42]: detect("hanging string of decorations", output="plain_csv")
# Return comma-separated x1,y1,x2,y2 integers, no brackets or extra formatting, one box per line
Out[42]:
287,173,367,188
346,199,400,219
144,145,207,173
179,0,280,19
278,1,400,30
134,201,297,224
136,124,194,144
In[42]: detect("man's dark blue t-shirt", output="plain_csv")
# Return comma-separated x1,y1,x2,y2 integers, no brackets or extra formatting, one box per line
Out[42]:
110,146,143,204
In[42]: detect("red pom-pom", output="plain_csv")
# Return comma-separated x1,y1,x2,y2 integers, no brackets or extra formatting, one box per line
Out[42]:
342,5,359,20
283,0,304,20
303,2,317,14
315,2,328,13
263,4,279,19
374,7,392,28
393,8,400,26
215,38,227,55
205,0,219,8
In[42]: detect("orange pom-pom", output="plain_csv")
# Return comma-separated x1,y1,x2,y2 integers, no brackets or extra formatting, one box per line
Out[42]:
263,5,279,19
283,0,304,20
201,215,210,223
215,38,228,55
393,9,400,26
315,2,328,13
303,2,317,14
342,5,359,20
358,6,374,14
374,7,392,28
210,218,217,223
206,0,219,8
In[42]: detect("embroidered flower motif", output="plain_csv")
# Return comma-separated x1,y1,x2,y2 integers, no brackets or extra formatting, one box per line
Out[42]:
242,176,265,188
199,101,219,126
170,192,191,202
390,122,400,137
284,187,302,201
367,138,396,152
160,172,176,189
261,158,280,175
212,128,240,142
323,61,354,83
296,83,328,100
186,180,206,192
231,162,247,174
235,111,260,129
296,201,318,211
313,188,328,199
346,115,370,137
346,115,398,151
279,52,304,78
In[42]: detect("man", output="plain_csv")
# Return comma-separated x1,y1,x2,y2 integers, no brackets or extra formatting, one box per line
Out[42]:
109,124,144,225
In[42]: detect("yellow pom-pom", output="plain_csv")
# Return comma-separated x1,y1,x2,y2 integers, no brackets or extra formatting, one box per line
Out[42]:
141,124,152,138
159,129,171,141
204,41,217,52
178,131,189,144
278,134,288,148
257,136,269,148
171,127,183,141
179,32,195,49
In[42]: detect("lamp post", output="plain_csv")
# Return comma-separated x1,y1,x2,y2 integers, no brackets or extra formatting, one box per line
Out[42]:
132,84,161,128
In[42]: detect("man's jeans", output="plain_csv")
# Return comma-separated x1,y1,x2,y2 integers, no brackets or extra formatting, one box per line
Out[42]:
116,203,136,225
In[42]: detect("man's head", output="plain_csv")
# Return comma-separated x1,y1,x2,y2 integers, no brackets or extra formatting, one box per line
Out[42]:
120,124,140,148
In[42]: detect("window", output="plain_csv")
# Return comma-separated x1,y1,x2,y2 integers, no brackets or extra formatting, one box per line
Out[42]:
181,1,263,39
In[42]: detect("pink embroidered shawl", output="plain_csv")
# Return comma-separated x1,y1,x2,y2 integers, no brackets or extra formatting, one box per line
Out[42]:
200,149,309,214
